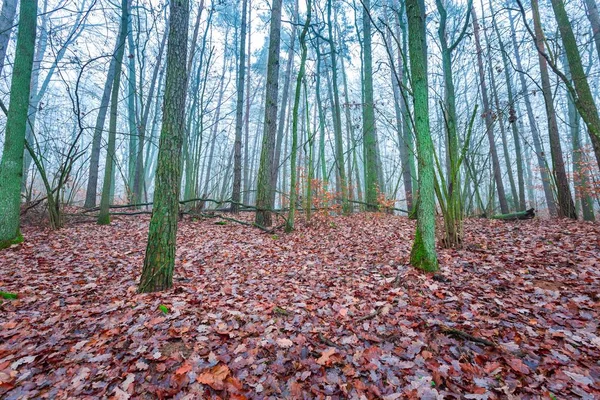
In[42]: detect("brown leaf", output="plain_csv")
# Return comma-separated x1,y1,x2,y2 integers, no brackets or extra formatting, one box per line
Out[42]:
197,364,230,390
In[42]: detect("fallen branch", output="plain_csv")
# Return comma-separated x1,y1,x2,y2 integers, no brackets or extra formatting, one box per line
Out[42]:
318,332,339,348
440,325,496,347
489,208,535,221
356,306,383,322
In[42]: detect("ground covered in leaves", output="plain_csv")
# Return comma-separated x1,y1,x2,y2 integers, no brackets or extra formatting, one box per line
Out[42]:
1,213,599,399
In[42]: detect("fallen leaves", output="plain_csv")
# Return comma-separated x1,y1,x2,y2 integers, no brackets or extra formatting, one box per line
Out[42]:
0,214,599,398
197,364,230,390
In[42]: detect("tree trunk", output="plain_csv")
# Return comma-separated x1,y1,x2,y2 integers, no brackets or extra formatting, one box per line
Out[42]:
407,0,438,272
362,0,380,209
139,0,190,293
327,0,349,213
0,0,38,248
0,0,17,78
472,7,509,214
126,12,138,201
564,55,595,221
97,0,129,225
492,3,526,211
531,0,576,219
508,8,557,216
255,0,282,227
286,0,310,232
232,0,248,213
584,0,600,63
84,36,121,208
550,0,600,172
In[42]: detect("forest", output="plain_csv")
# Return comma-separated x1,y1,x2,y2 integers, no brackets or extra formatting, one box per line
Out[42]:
0,0,599,398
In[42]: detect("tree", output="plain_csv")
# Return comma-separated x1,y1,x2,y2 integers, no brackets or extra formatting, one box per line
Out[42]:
0,0,39,249
97,0,130,225
0,0,18,78
406,0,438,272
287,0,311,232
138,0,190,293
435,0,472,247
530,0,576,219
362,0,380,209
255,0,283,227
472,6,509,214
508,7,557,216
232,0,248,214
583,0,600,62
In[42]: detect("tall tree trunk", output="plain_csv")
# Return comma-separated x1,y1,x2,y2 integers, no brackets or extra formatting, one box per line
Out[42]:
472,7,509,214
584,0,600,62
126,12,138,200
202,48,229,199
531,0,576,219
327,0,349,213
84,37,121,208
362,0,380,209
133,17,168,206
232,0,248,213
564,55,595,221
407,0,438,272
508,8,557,215
435,0,472,247
286,0,310,232
97,0,129,225
242,0,253,206
139,0,190,293
492,4,526,211
0,0,17,78
270,10,296,209
0,0,38,248
255,0,282,227
549,0,600,172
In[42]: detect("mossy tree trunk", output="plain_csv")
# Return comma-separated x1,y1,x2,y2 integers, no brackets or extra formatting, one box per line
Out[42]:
0,0,38,249
406,0,438,272
138,0,190,293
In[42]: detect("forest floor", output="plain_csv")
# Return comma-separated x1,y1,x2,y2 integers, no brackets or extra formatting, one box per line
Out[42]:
1,213,599,399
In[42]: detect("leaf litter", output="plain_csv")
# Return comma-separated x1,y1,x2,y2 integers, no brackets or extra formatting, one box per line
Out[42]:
0,214,599,398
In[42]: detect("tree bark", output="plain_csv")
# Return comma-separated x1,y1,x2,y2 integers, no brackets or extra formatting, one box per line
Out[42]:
531,0,576,219
508,8,557,216
255,0,282,227
407,0,438,272
472,7,509,214
0,0,38,248
139,0,190,293
97,0,129,224
232,0,248,213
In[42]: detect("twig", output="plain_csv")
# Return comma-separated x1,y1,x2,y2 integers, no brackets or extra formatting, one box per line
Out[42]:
356,306,383,322
440,325,496,347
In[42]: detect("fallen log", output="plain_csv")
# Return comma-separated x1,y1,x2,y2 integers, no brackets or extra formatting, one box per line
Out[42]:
490,208,535,221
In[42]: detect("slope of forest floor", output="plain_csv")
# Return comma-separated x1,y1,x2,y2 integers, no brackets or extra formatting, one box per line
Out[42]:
1,213,599,399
